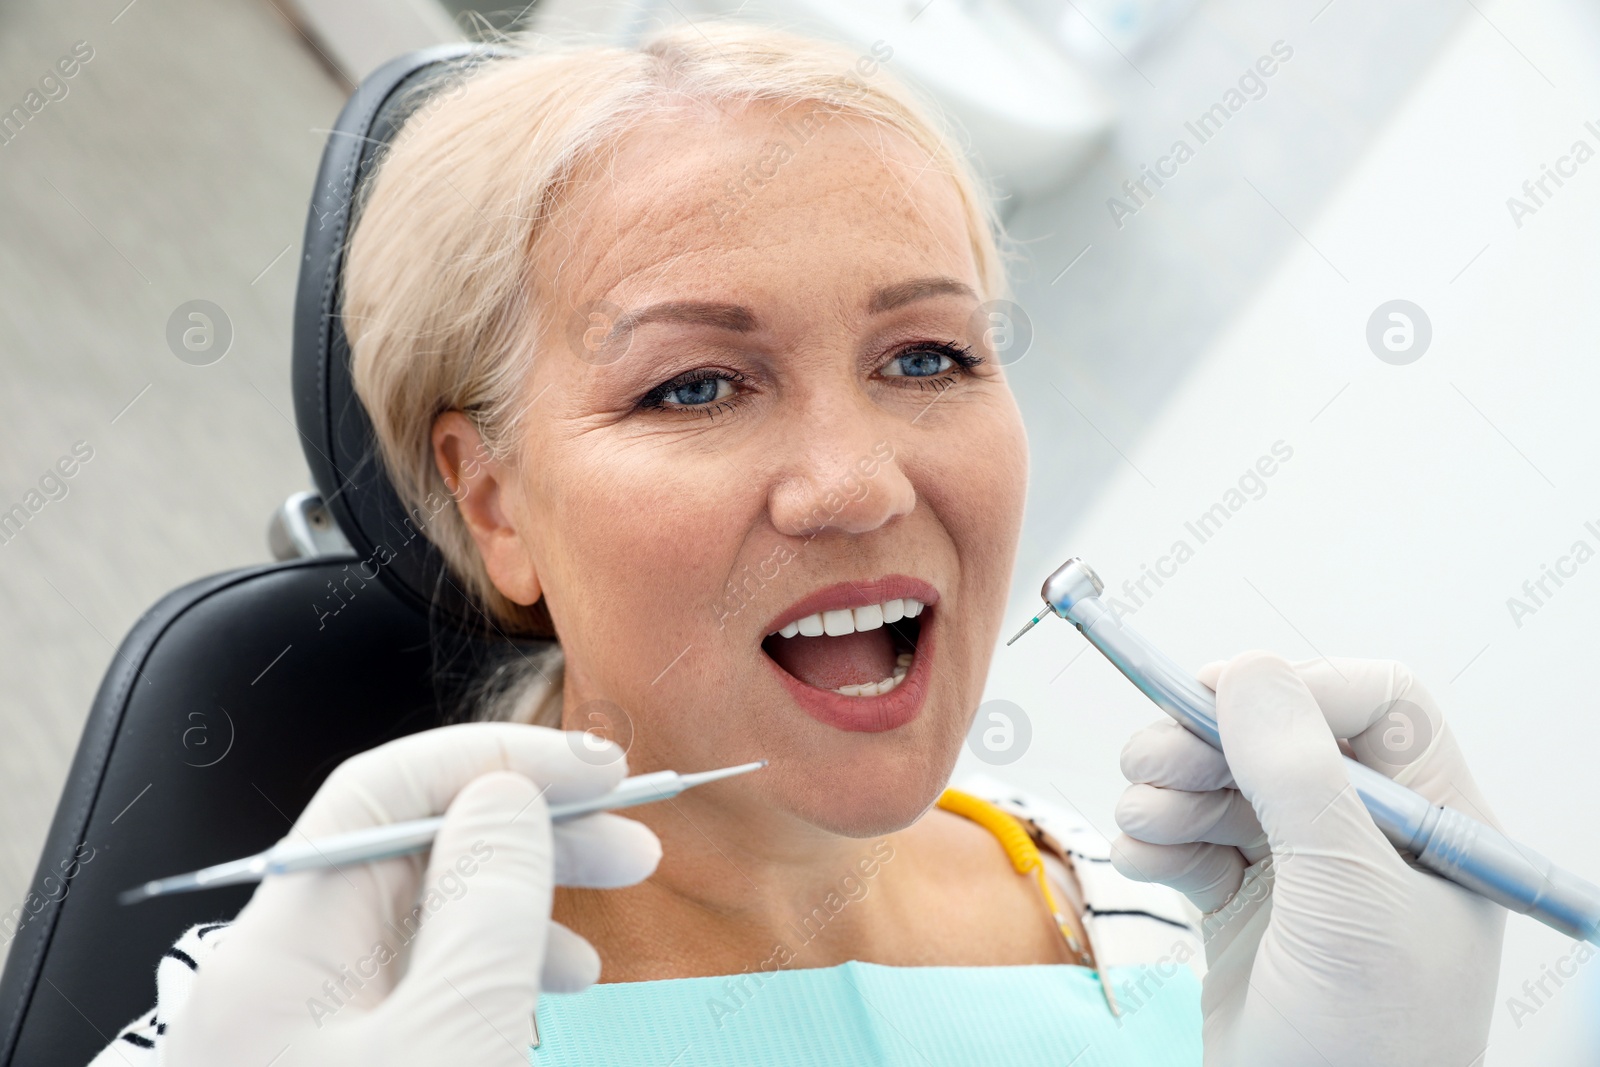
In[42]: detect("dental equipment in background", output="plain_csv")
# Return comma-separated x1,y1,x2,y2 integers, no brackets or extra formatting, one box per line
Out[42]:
120,760,767,905
1008,558,1600,946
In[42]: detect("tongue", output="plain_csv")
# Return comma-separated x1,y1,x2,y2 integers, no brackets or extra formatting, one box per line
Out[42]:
767,628,898,690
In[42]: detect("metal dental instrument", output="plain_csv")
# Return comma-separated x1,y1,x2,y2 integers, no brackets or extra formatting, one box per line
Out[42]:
1009,557,1600,946
119,760,767,905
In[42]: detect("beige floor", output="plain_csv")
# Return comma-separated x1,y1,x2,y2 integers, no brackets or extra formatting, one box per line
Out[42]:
0,0,344,967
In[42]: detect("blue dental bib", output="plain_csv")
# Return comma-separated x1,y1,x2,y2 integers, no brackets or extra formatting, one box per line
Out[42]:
529,960,1201,1066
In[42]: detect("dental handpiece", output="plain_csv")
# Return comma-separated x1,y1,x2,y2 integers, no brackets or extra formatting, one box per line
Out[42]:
1008,558,1600,945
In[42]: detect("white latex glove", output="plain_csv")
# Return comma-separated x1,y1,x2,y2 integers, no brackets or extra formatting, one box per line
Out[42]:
164,723,661,1067
1111,652,1505,1067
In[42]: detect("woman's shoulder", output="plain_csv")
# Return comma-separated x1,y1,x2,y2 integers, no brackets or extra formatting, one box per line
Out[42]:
949,772,1206,978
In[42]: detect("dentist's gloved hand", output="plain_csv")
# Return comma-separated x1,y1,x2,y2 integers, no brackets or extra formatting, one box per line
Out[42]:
164,723,661,1067
1110,652,1505,1067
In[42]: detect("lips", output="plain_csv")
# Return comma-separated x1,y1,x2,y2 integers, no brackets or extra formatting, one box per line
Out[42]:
759,576,939,733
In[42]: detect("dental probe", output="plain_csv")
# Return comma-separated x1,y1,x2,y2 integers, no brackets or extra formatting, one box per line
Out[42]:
119,760,767,905
1008,558,1600,946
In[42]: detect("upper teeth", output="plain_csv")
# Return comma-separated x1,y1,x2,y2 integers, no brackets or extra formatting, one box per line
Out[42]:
773,598,925,639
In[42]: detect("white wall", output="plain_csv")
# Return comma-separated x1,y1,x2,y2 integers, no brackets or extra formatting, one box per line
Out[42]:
970,1,1600,1060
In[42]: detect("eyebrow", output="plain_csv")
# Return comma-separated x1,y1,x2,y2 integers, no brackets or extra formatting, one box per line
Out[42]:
603,276,978,341
608,301,757,337
866,276,978,314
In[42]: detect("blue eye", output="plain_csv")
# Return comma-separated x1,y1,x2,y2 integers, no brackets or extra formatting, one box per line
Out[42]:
666,377,728,406
886,350,953,377
640,369,744,413
881,342,979,379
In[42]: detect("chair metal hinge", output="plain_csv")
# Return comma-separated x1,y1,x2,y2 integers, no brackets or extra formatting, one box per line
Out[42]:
267,490,354,560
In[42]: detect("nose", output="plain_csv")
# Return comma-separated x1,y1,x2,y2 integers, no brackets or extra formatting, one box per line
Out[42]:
767,407,915,539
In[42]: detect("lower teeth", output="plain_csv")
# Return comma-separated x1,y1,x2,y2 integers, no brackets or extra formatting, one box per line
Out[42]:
831,653,914,697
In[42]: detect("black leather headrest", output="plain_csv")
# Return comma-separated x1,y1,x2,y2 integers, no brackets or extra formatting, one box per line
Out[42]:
290,43,538,639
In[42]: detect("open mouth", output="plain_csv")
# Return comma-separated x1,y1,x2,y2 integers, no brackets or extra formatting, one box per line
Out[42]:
761,598,926,696
757,579,938,733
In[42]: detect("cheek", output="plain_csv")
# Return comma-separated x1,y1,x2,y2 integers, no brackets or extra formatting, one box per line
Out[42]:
534,438,756,643
923,396,1029,570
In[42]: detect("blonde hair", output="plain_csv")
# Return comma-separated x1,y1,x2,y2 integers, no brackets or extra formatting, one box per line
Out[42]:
343,21,1007,724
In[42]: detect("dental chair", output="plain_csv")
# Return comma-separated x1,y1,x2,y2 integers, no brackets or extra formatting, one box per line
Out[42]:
0,45,528,1067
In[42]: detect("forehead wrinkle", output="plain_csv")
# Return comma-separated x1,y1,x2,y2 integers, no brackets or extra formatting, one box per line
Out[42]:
537,108,974,329
549,125,723,261
577,190,763,302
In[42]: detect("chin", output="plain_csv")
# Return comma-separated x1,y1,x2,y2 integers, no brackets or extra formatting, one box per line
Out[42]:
766,726,966,837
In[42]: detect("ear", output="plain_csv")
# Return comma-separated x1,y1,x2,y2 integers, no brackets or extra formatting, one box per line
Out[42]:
431,411,542,606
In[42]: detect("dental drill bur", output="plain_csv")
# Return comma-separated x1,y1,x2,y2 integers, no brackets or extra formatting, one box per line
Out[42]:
1006,611,1047,646
1009,557,1600,946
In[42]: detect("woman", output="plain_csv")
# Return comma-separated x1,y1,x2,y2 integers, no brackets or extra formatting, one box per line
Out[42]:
93,22,1503,1066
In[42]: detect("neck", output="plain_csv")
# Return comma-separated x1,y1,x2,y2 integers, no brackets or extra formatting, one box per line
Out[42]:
555,788,932,980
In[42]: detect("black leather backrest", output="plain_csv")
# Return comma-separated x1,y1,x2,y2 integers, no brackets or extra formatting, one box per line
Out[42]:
0,45,553,1066
0,559,514,1066
291,42,526,640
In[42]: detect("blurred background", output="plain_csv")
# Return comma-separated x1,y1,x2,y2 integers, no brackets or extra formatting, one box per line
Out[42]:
2,0,1597,1060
